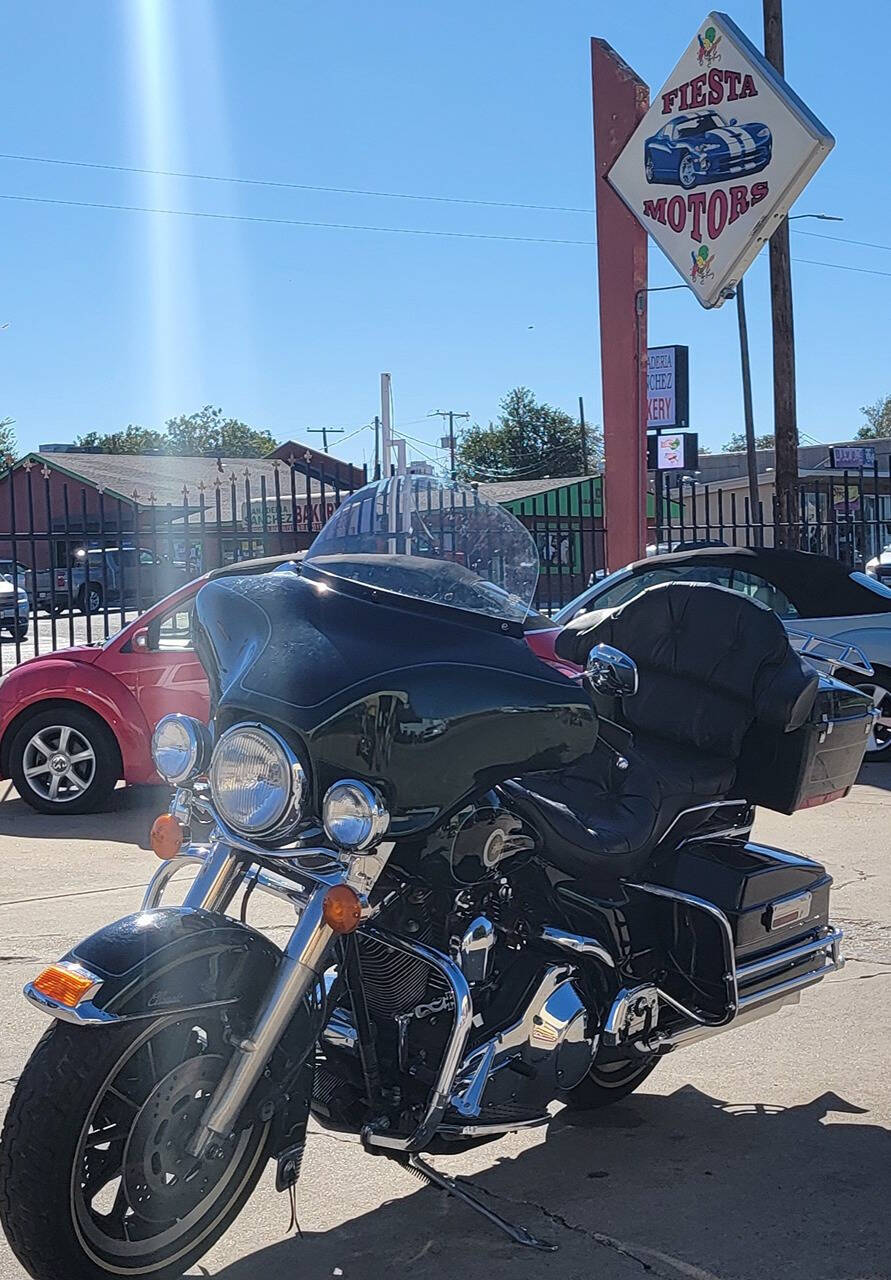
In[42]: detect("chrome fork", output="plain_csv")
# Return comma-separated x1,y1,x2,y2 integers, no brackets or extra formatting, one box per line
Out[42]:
178,840,394,1159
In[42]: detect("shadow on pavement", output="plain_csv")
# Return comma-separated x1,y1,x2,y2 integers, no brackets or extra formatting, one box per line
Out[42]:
210,1086,889,1280
857,761,891,792
0,784,167,850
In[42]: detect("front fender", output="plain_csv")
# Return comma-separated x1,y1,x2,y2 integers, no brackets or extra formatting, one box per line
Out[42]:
28,907,282,1024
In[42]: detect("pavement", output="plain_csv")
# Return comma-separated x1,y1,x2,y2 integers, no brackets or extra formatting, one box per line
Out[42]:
0,775,888,1280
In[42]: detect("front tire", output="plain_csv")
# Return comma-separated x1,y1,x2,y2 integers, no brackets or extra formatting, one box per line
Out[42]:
678,152,698,189
0,1016,271,1280
9,706,120,813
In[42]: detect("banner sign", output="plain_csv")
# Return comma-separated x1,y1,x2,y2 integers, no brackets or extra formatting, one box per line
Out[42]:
829,445,877,469
607,11,834,307
647,431,699,471
647,345,689,429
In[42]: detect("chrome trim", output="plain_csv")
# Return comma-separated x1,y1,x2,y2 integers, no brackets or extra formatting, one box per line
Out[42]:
539,926,615,968
603,984,659,1046
736,928,843,983
652,800,752,850
362,931,473,1153
151,713,212,786
181,841,246,914
141,847,210,911
321,1005,359,1053
626,881,738,1024
437,1115,549,1139
459,916,495,983
786,629,873,679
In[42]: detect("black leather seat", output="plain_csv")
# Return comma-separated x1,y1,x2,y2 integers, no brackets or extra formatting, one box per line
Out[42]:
507,582,818,879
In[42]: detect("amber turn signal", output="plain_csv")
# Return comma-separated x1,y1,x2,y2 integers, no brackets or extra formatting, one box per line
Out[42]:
150,813,184,860
322,884,363,934
32,964,97,1008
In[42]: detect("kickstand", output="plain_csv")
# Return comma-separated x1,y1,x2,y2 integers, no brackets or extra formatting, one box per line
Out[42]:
406,1154,557,1252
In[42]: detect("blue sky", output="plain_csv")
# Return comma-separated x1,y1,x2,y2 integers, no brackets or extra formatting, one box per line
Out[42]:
1,1,888,473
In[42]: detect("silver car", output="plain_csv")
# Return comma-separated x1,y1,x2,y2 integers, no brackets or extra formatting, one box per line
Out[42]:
555,545,891,762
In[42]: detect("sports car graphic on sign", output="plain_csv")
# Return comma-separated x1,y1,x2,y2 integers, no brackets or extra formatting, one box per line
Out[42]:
644,111,772,189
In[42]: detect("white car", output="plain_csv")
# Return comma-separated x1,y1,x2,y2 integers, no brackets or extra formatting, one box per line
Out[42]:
0,570,29,641
556,545,891,762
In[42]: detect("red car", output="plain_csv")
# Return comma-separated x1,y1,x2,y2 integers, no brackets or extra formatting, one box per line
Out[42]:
0,556,574,814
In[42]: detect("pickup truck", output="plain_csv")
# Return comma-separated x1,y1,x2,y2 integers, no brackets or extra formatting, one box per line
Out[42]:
35,546,190,615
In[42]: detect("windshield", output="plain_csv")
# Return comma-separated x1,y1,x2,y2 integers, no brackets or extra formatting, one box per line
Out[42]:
304,475,539,624
676,113,724,138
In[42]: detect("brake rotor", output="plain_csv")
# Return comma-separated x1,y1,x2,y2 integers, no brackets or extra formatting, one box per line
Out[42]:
122,1055,231,1224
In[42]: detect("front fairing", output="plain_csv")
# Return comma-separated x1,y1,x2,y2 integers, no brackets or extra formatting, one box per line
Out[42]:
193,564,596,837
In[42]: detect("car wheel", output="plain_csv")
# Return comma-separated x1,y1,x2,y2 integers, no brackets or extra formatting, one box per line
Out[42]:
9,707,120,813
854,670,891,762
645,154,655,183
78,582,103,615
678,153,698,189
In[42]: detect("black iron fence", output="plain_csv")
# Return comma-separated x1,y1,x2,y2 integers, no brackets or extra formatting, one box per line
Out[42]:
654,466,891,570
0,457,366,674
0,465,609,671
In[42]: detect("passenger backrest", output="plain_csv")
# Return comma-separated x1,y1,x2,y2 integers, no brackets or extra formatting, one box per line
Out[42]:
556,582,818,760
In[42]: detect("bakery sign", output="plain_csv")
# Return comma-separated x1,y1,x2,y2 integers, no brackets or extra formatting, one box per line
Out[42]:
607,11,834,308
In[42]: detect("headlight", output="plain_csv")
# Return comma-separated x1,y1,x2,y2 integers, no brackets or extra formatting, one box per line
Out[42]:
209,723,306,839
151,714,212,785
323,780,389,851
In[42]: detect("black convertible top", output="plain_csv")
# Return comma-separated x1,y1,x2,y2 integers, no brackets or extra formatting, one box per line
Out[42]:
624,545,891,619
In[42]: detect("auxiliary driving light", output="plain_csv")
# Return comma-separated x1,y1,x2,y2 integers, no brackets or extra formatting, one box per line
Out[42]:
322,780,389,851
151,714,212,785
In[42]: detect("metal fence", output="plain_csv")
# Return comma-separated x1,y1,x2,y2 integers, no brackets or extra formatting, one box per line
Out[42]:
654,466,891,569
0,457,367,674
0,466,609,671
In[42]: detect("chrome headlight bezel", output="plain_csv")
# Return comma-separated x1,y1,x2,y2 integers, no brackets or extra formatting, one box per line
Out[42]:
322,779,390,852
151,714,212,785
209,722,306,841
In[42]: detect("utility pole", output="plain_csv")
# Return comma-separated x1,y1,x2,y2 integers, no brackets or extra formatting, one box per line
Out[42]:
763,0,798,548
308,426,345,454
373,416,381,480
579,396,589,474
429,409,470,480
735,278,762,545
380,373,392,477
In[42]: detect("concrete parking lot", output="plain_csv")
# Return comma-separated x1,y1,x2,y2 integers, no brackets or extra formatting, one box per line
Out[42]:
0,775,888,1280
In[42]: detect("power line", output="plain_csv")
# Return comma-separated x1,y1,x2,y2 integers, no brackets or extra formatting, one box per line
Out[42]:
0,151,594,215
2,191,889,277
792,229,891,253
0,191,595,247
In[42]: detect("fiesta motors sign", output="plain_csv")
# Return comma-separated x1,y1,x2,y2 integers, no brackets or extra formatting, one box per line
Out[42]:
607,12,834,308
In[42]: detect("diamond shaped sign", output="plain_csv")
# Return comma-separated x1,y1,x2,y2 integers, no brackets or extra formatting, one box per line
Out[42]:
607,11,834,308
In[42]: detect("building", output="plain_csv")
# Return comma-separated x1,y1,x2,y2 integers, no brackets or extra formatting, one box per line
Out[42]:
0,443,366,575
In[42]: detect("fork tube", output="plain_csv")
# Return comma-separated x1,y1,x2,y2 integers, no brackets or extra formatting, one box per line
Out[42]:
187,886,334,1155
182,842,246,914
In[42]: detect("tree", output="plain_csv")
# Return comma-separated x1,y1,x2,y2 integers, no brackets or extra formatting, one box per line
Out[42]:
722,430,775,452
164,405,278,457
75,424,167,453
856,394,891,441
73,407,279,457
455,387,602,481
0,417,15,466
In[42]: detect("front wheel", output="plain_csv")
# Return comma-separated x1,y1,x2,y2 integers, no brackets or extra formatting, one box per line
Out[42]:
0,1013,272,1280
678,152,698,189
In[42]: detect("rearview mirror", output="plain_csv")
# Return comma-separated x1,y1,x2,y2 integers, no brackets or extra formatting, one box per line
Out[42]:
586,644,638,697
131,628,150,652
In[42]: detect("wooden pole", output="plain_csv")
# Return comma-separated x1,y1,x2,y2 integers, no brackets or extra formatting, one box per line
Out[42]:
763,0,799,548
735,278,762,545
591,39,649,569
579,396,588,474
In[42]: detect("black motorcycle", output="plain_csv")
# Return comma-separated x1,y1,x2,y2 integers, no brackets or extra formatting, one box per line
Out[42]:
0,476,874,1277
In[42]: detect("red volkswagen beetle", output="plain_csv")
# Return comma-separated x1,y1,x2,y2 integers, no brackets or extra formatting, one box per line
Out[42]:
0,556,575,814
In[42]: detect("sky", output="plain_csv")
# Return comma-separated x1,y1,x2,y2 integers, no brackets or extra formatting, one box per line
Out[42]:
1,0,889,475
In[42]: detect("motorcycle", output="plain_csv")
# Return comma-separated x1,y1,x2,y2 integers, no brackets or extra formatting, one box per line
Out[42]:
0,476,875,1277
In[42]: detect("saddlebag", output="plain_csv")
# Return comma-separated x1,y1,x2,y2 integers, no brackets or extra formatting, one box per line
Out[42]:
734,675,874,815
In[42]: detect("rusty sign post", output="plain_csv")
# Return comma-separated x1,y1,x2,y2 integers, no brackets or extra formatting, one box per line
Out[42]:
591,38,650,570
